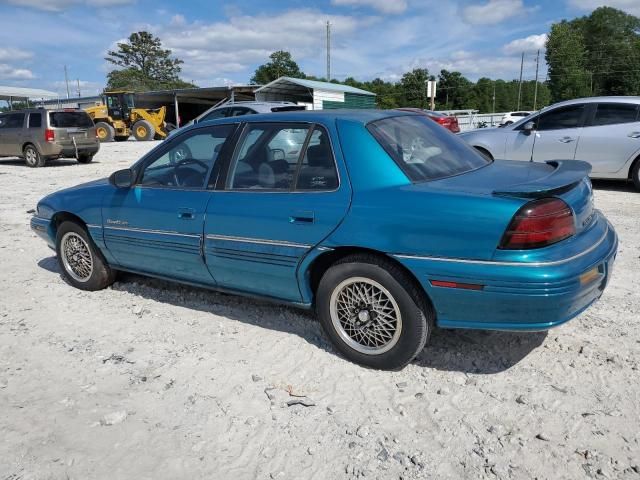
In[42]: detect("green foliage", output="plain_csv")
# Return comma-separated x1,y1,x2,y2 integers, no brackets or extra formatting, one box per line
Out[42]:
399,68,432,108
105,31,195,91
546,7,640,102
436,70,476,110
250,51,305,84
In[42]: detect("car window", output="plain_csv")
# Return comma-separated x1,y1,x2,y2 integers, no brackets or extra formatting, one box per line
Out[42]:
591,103,639,126
49,111,93,128
295,127,339,190
3,113,25,128
226,123,311,190
28,113,42,128
229,107,254,117
139,124,234,189
0,115,7,129
368,115,490,182
200,108,228,122
536,105,585,131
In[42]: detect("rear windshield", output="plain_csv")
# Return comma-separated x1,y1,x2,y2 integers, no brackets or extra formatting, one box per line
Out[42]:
367,115,490,182
270,105,307,112
49,111,94,128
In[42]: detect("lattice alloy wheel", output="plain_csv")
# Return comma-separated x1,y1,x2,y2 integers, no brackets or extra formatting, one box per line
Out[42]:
329,276,403,355
60,231,94,282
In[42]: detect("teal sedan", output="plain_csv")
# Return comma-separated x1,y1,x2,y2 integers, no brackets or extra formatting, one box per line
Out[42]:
31,110,617,369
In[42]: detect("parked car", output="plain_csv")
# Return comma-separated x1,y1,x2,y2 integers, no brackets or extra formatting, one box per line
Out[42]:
31,110,617,369
0,108,99,167
460,97,640,190
169,101,307,137
396,108,461,133
500,111,532,126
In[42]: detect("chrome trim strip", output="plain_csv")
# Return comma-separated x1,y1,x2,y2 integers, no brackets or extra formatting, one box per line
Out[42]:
104,225,200,238
205,233,311,249
86,224,101,229
393,224,609,267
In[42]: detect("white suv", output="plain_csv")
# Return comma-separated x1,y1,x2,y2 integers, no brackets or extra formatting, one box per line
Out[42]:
500,111,532,126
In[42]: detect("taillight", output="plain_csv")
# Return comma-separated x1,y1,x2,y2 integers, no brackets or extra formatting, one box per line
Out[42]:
44,129,55,142
499,198,575,249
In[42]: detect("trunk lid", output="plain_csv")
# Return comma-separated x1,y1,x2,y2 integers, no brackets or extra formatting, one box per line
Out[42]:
426,159,595,234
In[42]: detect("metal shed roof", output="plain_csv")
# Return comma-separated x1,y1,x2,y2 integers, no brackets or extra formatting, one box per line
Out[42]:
255,77,376,96
0,86,58,101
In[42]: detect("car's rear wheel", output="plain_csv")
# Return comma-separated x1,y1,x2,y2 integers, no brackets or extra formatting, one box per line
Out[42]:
23,144,45,168
56,221,115,291
316,254,433,370
77,154,93,164
631,158,640,191
132,120,155,141
95,122,115,142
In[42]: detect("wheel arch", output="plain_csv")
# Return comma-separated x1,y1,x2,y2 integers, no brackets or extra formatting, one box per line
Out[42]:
473,145,494,160
49,211,87,240
305,246,434,312
628,152,640,179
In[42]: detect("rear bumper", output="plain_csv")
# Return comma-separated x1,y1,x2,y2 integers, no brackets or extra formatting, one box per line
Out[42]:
43,143,99,158
394,216,618,331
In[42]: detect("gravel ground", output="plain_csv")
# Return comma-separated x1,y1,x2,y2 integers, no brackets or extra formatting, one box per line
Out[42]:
1,141,639,480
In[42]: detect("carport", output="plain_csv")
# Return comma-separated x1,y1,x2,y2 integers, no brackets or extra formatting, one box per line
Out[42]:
0,86,58,109
254,76,376,110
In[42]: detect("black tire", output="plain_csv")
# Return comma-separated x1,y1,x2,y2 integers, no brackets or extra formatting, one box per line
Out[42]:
132,120,155,141
631,158,640,191
77,154,93,164
55,221,115,291
23,144,45,168
95,122,115,142
114,136,129,142
316,254,433,370
474,146,493,161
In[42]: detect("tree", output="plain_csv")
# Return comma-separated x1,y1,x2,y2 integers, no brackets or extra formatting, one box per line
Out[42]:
399,68,431,108
105,31,195,91
436,70,476,110
251,51,305,84
546,21,591,102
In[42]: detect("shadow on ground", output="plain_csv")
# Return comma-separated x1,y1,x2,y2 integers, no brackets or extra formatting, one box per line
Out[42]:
38,256,545,374
591,179,636,193
0,158,100,168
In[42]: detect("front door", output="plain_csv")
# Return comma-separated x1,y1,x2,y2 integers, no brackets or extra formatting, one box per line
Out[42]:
0,113,26,157
531,103,586,163
204,122,350,302
102,123,236,285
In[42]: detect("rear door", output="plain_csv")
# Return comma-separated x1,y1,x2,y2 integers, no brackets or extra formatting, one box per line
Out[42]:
574,102,640,175
531,104,587,162
203,122,350,302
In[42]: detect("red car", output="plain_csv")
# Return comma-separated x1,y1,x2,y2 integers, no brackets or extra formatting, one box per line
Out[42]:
395,108,461,133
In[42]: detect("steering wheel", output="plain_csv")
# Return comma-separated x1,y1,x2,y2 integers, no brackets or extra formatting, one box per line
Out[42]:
172,158,209,187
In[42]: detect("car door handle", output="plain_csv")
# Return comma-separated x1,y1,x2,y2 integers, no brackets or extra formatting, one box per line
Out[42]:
289,211,314,224
628,132,640,139
177,208,195,220
558,137,575,143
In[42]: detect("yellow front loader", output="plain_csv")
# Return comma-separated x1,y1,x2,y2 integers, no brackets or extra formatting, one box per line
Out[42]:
84,91,168,142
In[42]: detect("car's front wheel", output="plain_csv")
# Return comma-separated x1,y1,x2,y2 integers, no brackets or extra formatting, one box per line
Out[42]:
316,254,433,370
55,221,115,291
631,158,640,191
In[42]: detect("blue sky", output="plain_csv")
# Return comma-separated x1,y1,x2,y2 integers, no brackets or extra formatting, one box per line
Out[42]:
0,0,638,97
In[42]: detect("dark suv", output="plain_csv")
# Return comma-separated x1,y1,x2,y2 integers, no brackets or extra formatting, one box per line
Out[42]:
0,108,99,167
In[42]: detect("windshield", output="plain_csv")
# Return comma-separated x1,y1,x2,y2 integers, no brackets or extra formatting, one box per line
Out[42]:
368,115,490,182
49,111,94,128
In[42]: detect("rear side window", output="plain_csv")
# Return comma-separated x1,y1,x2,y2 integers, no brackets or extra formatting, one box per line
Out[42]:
49,111,93,128
592,103,639,126
537,105,585,131
28,113,42,128
367,115,490,182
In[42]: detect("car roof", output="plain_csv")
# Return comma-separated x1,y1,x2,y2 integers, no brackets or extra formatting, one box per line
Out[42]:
195,109,407,129
547,96,640,109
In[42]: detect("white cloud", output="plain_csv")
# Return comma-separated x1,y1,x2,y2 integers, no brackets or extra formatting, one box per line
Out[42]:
462,0,527,25
566,0,640,16
151,9,367,84
0,47,33,61
503,34,547,55
0,63,34,79
1,0,133,12
331,0,407,14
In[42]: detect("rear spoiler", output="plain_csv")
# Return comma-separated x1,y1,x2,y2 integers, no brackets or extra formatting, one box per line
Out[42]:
493,160,592,198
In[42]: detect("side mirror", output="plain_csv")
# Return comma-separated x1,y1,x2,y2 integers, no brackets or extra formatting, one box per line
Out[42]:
522,121,536,135
109,168,135,188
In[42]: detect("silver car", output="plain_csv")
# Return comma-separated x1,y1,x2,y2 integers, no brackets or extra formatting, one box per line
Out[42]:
460,97,640,190
0,108,99,167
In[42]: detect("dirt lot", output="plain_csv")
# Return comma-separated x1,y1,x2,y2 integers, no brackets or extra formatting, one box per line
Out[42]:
0,141,638,480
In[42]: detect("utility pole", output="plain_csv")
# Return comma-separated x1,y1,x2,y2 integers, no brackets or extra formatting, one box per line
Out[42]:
76,79,81,98
516,52,524,110
64,65,70,99
533,49,540,110
492,81,496,113
326,21,331,82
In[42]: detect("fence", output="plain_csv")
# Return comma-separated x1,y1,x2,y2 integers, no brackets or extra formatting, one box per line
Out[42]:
438,111,508,131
